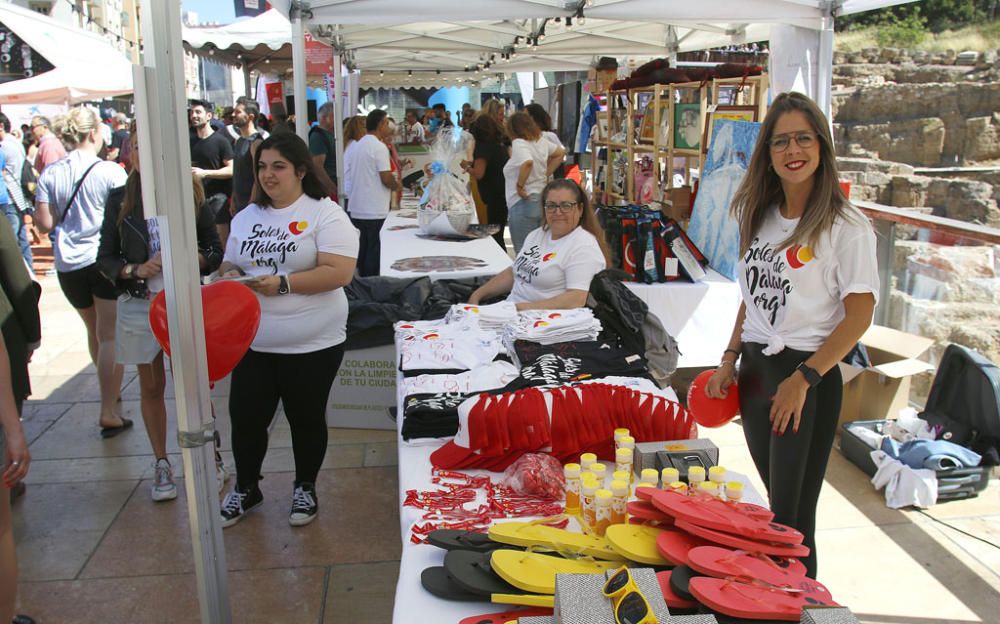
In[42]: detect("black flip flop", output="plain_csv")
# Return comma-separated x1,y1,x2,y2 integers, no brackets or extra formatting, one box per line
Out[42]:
421,567,487,602
669,564,705,603
100,417,134,439
443,550,526,597
427,530,522,553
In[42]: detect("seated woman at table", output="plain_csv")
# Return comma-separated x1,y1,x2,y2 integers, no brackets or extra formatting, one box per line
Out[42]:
468,179,609,310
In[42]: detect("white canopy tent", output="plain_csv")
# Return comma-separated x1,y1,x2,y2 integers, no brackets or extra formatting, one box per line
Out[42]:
0,2,132,104
141,2,919,623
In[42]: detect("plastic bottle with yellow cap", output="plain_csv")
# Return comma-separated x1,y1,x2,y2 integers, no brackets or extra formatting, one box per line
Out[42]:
580,453,598,472
594,489,613,536
615,448,633,482
589,462,608,486
613,428,630,449
726,481,744,501
563,463,581,513
661,467,679,487
610,480,628,525
639,468,659,487
581,478,599,530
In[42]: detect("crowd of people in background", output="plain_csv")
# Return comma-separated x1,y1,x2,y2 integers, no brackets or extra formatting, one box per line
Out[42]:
0,94,573,624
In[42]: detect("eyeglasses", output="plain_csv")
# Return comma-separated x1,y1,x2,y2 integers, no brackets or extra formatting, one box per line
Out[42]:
603,566,659,624
768,131,817,152
543,201,580,213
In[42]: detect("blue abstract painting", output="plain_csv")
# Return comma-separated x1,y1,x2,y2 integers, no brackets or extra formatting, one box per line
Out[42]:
688,119,761,281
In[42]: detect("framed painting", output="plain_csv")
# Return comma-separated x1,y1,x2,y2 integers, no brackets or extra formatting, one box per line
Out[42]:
702,105,758,154
673,102,701,150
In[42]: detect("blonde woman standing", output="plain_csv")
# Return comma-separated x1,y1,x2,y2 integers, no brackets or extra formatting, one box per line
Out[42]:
35,107,129,437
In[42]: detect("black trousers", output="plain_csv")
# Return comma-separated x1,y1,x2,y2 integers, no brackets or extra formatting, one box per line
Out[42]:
484,198,508,249
229,343,345,490
350,217,385,277
738,342,842,579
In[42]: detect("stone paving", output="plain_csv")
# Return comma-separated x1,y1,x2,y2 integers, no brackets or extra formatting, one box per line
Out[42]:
10,270,1000,624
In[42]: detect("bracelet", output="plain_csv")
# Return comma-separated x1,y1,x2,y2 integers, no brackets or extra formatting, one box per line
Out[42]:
724,348,740,357
717,360,736,370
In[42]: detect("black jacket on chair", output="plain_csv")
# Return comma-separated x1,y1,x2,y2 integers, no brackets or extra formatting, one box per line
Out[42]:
97,185,223,298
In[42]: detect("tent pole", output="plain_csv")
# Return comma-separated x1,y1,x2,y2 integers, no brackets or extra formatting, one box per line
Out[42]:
291,1,309,139
817,1,837,123
332,51,346,207
140,2,232,622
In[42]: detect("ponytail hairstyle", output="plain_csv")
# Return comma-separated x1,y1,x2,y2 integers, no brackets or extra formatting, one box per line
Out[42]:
57,106,101,151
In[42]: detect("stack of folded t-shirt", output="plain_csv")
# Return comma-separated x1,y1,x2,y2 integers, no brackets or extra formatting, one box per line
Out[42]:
400,361,521,441
444,301,519,332
504,339,650,390
430,382,693,471
504,309,602,345
396,321,503,377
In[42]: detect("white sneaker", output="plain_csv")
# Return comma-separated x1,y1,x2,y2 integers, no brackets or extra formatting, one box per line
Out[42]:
216,459,230,493
151,458,178,502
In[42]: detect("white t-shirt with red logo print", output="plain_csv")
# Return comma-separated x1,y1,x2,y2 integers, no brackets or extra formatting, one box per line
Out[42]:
507,226,606,304
224,194,359,354
738,206,879,355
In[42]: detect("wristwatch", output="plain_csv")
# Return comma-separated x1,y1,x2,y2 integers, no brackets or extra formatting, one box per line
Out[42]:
796,362,822,387
277,274,290,295
123,264,136,279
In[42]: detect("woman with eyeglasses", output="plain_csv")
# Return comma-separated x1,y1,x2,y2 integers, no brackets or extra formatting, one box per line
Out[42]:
705,92,879,579
468,179,610,310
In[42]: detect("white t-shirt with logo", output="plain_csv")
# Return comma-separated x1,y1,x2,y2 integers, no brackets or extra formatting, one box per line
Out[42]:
224,194,359,354
343,134,391,219
507,226,606,304
738,206,879,354
503,137,558,207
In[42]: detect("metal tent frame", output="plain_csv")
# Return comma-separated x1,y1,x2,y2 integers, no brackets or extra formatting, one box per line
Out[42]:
140,2,916,621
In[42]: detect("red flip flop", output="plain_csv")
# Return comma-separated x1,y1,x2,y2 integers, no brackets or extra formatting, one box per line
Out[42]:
634,485,657,501
651,490,802,545
654,528,712,566
459,607,554,624
688,577,839,622
656,570,698,610
627,500,674,524
675,520,810,558
650,489,774,522
687,546,824,595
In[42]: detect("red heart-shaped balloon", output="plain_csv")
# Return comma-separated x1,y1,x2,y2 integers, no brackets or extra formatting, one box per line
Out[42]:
149,281,261,382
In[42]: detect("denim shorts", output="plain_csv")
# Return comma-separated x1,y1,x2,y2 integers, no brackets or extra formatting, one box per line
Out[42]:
116,294,162,365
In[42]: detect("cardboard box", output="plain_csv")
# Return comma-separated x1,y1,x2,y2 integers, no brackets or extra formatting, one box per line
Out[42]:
326,344,397,430
661,185,692,222
838,325,935,425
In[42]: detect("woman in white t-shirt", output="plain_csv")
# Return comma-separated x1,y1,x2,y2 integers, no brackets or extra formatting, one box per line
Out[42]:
34,106,129,436
216,132,359,528
468,179,609,310
705,92,879,579
503,112,566,254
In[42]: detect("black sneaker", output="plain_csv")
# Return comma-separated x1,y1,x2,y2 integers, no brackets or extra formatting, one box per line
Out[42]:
289,482,318,527
220,484,263,528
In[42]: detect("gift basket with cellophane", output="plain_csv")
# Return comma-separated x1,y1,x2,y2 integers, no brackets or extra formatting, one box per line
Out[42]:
418,128,475,234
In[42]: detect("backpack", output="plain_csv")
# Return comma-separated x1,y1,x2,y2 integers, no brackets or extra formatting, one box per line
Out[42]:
587,269,680,387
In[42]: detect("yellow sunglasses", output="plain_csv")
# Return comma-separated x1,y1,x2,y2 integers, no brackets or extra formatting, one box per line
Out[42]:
602,566,659,624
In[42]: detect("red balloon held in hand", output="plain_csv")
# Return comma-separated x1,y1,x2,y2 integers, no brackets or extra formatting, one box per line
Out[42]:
149,281,261,382
687,369,740,428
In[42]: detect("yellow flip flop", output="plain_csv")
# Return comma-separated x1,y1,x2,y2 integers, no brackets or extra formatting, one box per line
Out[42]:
490,550,621,595
488,521,624,560
605,523,670,566
491,593,555,608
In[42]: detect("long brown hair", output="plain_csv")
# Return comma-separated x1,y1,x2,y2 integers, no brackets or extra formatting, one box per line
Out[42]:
730,91,862,257
540,178,612,268
119,171,205,226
